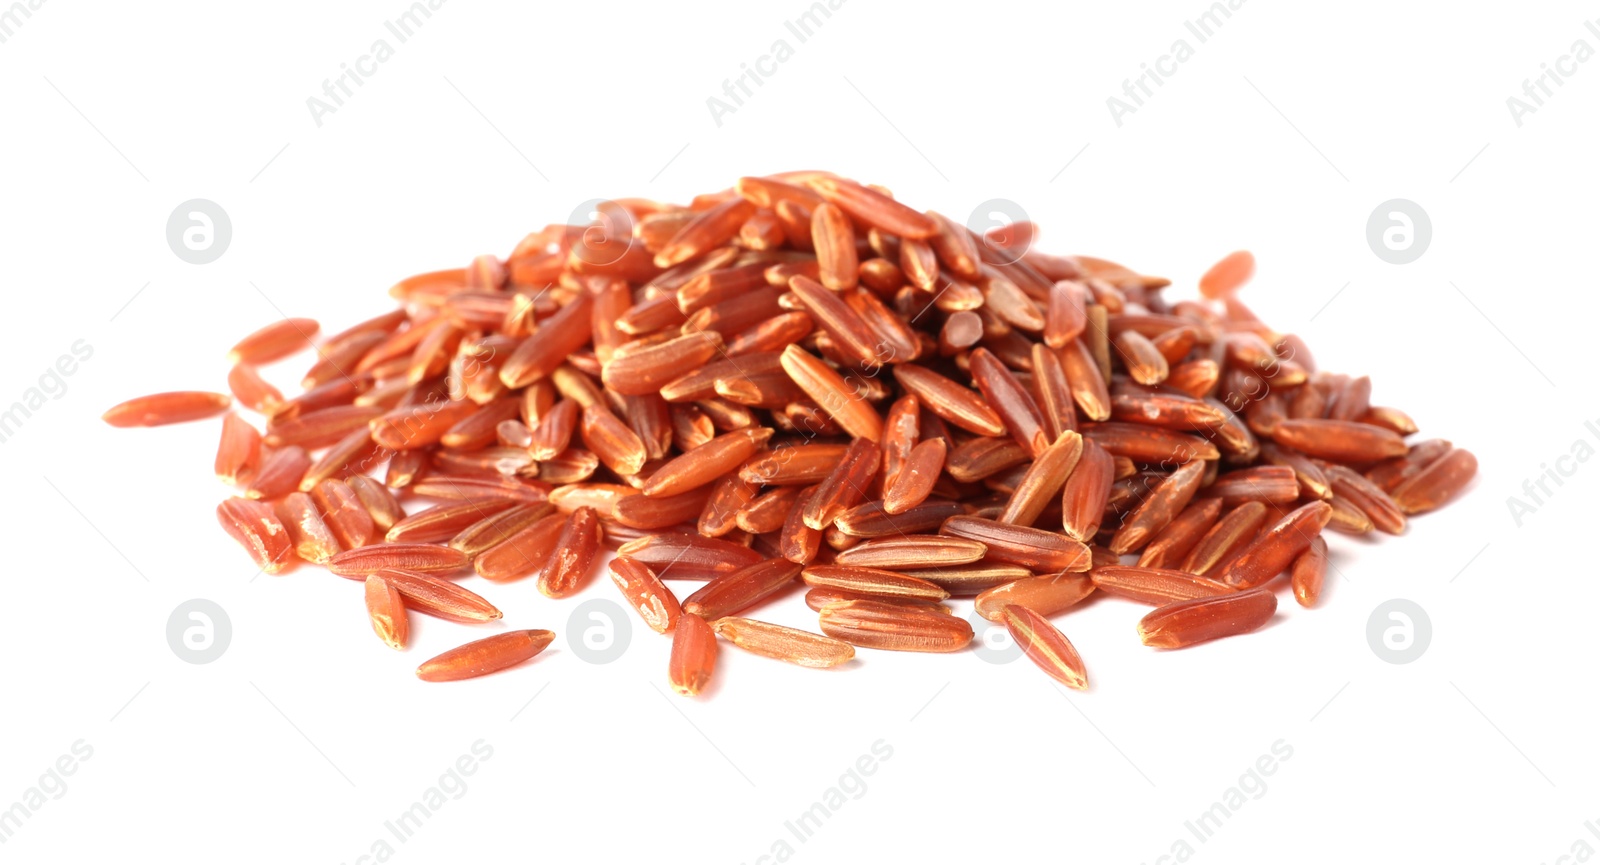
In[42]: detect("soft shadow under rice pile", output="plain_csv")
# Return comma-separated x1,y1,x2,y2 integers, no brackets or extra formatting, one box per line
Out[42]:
104,172,1478,691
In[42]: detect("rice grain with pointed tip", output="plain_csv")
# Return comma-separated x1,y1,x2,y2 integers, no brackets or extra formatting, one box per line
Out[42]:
364,574,409,649
417,630,555,682
668,614,718,696
1002,605,1089,690
104,391,232,427
1138,589,1276,649
713,618,856,668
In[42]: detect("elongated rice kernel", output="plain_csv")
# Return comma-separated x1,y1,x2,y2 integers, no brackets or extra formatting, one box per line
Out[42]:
975,573,1094,622
831,535,987,569
969,348,1050,455
228,364,284,413
416,630,555,682
215,413,262,486
803,436,881,530
475,513,566,582
365,574,409,650
580,403,649,476
1091,566,1235,606
1002,605,1089,690
617,532,764,580
1138,589,1277,649
941,515,1092,574
217,498,294,574
376,568,501,622
1136,498,1222,570
370,399,480,450
779,345,883,441
643,428,771,498
1182,501,1269,577
1218,501,1333,589
609,556,682,634
312,478,376,550
1061,439,1114,542
1112,330,1169,386
800,565,950,601
882,437,945,515
893,363,1005,436
266,405,384,450
713,618,855,668
893,563,1032,597
346,475,404,534
274,492,340,565
1390,448,1477,514
450,503,553,558
1325,464,1406,535
682,558,802,620
819,600,973,653
1291,536,1328,608
1199,250,1254,298
104,391,232,427
1271,418,1407,463
1364,438,1451,493
1326,495,1375,535
602,331,725,396
669,614,718,696
388,499,512,544
811,202,859,291
537,507,601,598
328,543,468,579
410,475,550,504
228,318,320,364
998,430,1083,526
1109,456,1205,555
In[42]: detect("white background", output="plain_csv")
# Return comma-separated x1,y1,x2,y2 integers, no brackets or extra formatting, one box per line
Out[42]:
1,1,1594,862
